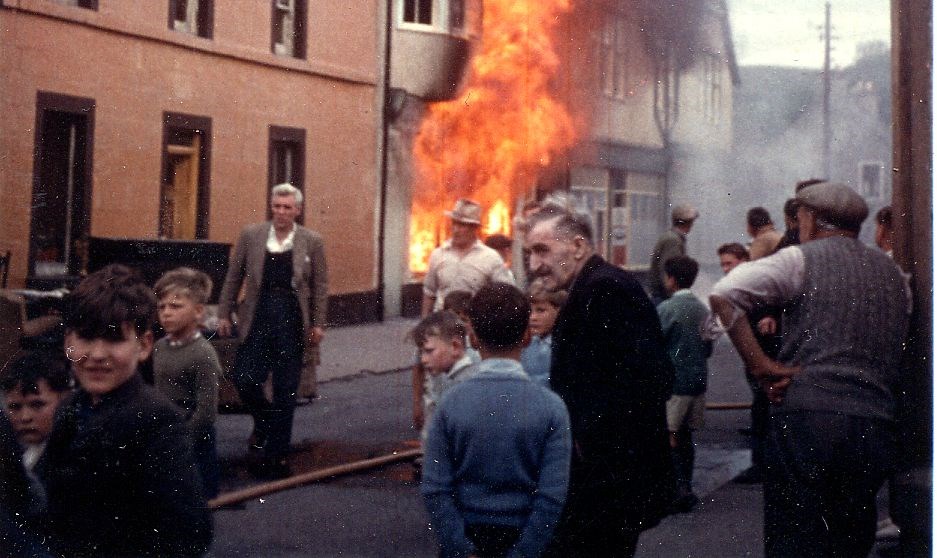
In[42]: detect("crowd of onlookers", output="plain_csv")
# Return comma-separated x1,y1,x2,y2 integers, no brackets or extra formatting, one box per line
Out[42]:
1,178,909,557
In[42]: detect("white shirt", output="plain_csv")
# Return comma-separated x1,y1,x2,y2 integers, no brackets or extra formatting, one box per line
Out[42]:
266,223,297,253
423,240,514,311
710,244,912,330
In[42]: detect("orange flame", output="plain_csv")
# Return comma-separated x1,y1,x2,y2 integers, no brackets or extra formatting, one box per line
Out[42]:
484,199,511,237
409,0,578,274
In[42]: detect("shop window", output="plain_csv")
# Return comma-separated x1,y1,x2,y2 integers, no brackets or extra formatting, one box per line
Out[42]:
272,0,307,58
160,113,212,240
169,0,213,39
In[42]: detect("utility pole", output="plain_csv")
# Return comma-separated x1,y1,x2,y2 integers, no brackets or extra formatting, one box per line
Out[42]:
822,1,832,178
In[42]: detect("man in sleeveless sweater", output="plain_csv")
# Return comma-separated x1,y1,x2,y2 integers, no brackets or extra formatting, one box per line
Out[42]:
217,183,328,479
710,182,910,557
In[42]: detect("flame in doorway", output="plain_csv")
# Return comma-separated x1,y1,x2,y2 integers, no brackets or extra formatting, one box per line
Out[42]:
408,0,578,274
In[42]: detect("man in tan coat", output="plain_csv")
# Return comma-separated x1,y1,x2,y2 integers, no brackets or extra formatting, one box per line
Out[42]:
217,183,328,479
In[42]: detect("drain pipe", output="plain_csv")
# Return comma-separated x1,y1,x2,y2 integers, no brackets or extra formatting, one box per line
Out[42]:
375,0,394,322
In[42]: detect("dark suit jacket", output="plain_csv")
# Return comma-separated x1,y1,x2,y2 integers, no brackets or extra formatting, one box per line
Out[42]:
218,222,328,341
39,375,213,557
550,255,675,531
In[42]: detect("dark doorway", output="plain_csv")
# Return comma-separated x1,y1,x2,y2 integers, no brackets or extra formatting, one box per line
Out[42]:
30,93,95,281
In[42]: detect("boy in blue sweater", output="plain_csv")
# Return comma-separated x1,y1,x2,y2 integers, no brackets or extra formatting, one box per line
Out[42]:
519,278,566,388
421,283,572,558
657,255,713,513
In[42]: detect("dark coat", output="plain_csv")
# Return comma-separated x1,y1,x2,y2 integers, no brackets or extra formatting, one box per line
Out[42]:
0,413,53,557
550,255,675,535
39,375,213,557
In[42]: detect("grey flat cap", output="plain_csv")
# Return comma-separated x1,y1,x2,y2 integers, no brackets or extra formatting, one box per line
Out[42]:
796,182,868,231
672,204,700,222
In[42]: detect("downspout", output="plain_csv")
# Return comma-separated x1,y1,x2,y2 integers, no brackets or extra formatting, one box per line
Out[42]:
376,0,393,321
652,46,679,229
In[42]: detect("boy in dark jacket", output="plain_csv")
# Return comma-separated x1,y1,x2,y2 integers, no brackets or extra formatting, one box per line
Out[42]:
40,264,213,557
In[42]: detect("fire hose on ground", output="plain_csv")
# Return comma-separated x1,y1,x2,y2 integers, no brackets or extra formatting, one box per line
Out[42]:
208,448,423,510
209,402,750,509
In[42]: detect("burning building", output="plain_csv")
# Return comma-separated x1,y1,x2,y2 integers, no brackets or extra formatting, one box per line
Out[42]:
385,0,739,315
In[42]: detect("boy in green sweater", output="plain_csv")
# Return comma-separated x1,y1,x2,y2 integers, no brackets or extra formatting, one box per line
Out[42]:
657,255,713,513
153,267,222,498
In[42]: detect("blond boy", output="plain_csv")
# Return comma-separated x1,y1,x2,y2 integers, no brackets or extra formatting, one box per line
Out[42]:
153,267,222,497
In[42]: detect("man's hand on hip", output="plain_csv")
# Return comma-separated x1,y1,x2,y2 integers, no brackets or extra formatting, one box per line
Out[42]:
751,360,801,403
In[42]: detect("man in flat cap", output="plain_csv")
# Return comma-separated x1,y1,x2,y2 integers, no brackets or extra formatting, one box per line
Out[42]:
649,204,699,303
421,199,514,317
709,182,910,557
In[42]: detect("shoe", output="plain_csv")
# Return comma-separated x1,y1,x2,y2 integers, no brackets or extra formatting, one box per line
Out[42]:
733,466,764,484
876,517,900,540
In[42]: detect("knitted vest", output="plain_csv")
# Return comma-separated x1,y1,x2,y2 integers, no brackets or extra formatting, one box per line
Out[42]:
776,237,909,420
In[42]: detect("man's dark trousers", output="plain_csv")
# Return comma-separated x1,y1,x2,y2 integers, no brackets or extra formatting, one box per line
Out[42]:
233,290,304,460
764,410,895,558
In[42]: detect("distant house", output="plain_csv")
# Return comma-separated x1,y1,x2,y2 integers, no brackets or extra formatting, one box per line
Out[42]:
0,1,386,324
729,43,892,247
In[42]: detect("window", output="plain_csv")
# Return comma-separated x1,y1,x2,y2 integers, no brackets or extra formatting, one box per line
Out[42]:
597,13,630,100
398,0,477,35
169,0,213,39
570,167,664,269
570,167,610,261
51,0,97,9
268,125,306,224
272,0,307,58
702,52,723,123
160,113,212,240
403,0,433,25
30,92,95,279
859,161,885,199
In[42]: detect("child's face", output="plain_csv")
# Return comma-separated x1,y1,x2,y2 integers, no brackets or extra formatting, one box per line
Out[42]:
420,335,464,375
529,301,558,337
157,292,204,339
3,379,66,446
65,323,153,403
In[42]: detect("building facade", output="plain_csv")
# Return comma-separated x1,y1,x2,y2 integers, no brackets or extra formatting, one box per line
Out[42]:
1,0,386,324
561,0,738,272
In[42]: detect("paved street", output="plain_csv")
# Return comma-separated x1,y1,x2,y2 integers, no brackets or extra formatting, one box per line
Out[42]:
207,271,897,556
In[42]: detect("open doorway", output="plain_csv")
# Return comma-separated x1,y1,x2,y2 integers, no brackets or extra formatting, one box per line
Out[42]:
29,92,95,281
160,113,212,239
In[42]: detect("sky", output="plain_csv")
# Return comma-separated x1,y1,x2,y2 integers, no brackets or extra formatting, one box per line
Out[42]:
727,0,891,68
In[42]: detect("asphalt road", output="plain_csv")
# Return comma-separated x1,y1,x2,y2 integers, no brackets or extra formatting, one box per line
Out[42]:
208,327,764,557
204,269,899,556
